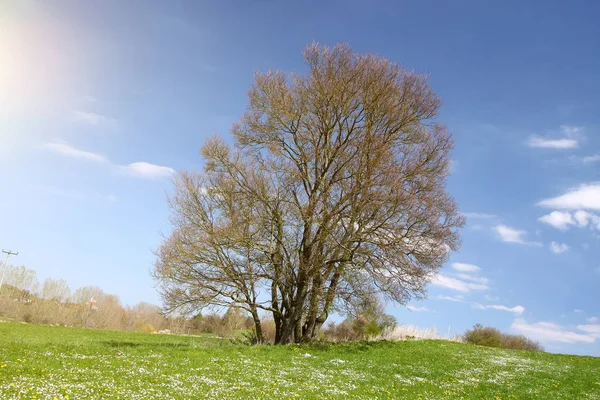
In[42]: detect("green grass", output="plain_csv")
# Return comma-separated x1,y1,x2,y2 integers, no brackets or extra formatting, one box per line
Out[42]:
0,321,599,399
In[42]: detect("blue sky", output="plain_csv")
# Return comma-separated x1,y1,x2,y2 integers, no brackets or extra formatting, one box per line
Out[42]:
1,0,599,356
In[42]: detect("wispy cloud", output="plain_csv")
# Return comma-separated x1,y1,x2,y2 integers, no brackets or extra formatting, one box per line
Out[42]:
45,141,174,180
587,317,599,323
538,183,600,210
577,324,600,337
549,241,569,254
45,140,107,163
475,304,525,315
430,274,489,293
451,263,480,273
462,212,497,220
406,305,433,312
526,125,583,149
495,225,542,246
73,110,116,126
560,125,584,136
512,318,597,343
527,136,578,149
538,211,575,230
120,162,175,179
434,295,465,302
583,154,600,163
456,273,489,284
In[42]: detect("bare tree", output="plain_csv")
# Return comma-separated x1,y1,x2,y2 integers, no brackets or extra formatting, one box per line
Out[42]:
125,302,167,332
154,43,464,344
2,265,38,300
39,278,71,303
72,286,125,329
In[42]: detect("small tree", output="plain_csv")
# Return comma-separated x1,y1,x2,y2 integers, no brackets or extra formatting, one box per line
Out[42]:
154,43,464,344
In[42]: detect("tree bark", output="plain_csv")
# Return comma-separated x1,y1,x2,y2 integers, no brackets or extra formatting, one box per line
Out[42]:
249,306,264,344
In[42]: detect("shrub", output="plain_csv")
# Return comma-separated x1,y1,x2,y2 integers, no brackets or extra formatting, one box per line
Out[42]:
139,323,156,333
260,319,277,343
464,324,503,348
380,324,463,342
501,334,543,351
464,324,543,352
322,320,360,342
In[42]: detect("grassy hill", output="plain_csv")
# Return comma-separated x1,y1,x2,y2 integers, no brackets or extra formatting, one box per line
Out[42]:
0,321,598,399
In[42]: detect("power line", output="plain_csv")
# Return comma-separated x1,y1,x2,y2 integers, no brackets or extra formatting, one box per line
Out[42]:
0,249,18,292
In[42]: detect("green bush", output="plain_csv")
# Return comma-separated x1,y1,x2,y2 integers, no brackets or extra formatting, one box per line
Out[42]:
464,324,543,351
464,324,503,348
322,311,397,342
501,333,543,351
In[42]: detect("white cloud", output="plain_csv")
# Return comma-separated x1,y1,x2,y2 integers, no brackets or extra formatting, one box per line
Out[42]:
45,141,174,181
451,263,480,273
527,136,578,149
575,324,600,338
511,318,597,343
475,304,525,315
583,154,600,163
406,305,432,312
574,210,595,227
495,225,542,246
434,295,464,302
121,162,175,179
538,210,600,232
45,140,107,163
456,273,489,284
538,183,600,210
527,125,584,149
549,242,569,254
106,195,118,202
495,224,526,243
484,294,500,301
587,317,599,323
574,309,584,313
430,274,489,293
73,110,116,125
538,211,575,230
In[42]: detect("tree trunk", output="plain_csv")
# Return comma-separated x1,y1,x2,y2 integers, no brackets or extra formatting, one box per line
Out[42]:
277,317,295,344
250,306,264,344
301,269,341,342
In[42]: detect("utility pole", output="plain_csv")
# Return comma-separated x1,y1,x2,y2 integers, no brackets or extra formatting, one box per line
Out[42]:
0,249,18,292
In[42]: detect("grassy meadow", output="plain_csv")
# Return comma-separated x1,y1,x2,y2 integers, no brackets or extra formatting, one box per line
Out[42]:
0,320,599,399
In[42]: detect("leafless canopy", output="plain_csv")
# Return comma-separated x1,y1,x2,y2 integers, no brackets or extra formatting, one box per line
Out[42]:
154,43,464,344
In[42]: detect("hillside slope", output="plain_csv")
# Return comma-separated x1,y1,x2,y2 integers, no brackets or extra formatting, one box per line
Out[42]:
0,321,598,399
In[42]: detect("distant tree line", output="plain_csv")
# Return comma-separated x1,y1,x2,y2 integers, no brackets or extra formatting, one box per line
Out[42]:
0,264,174,333
0,264,400,342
